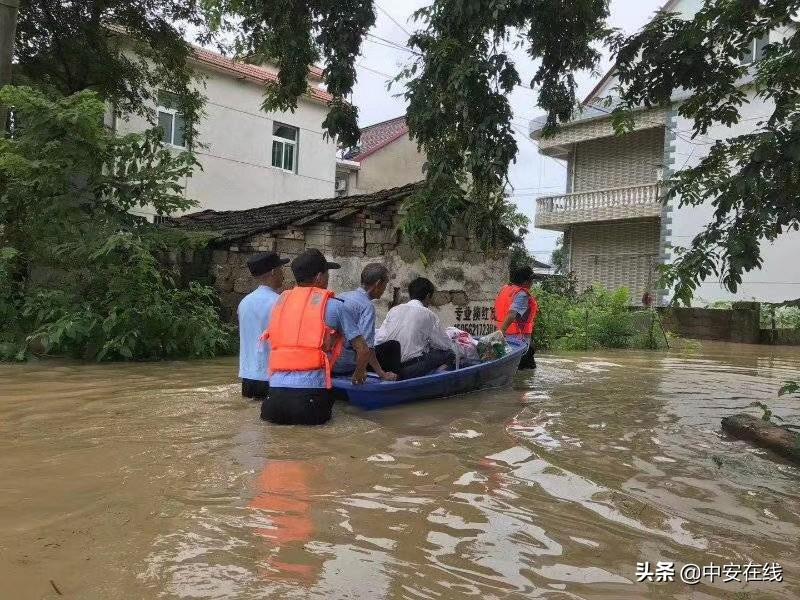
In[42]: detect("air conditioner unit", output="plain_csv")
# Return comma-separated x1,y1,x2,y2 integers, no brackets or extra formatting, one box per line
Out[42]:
335,178,348,192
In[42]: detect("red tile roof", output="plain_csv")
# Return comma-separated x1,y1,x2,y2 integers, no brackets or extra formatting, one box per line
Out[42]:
191,47,333,104
344,115,409,161
105,24,331,103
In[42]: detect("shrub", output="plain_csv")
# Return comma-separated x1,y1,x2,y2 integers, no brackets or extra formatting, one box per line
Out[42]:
761,305,800,330
0,86,234,361
20,234,235,360
533,285,661,351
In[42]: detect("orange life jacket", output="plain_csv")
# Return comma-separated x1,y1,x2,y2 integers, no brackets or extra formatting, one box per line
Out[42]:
261,286,344,388
494,284,539,336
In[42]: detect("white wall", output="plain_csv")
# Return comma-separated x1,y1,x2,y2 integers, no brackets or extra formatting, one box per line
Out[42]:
352,133,426,194
665,87,800,304
116,64,337,217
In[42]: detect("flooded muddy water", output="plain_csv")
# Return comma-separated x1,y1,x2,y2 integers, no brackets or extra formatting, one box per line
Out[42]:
1,342,799,599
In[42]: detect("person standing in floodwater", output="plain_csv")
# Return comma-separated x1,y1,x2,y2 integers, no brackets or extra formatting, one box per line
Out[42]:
495,265,539,369
261,249,365,425
238,252,290,400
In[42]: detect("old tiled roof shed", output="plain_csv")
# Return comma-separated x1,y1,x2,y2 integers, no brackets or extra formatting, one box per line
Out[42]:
168,182,422,243
166,183,511,328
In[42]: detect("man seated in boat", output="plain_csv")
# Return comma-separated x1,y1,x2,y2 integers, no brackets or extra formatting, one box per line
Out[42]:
333,263,401,384
495,265,539,369
375,277,455,380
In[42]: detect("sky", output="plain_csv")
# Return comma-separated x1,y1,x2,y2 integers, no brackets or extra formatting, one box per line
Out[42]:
350,0,665,263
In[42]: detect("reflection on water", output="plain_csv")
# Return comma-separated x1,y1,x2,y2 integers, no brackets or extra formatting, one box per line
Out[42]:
1,342,799,599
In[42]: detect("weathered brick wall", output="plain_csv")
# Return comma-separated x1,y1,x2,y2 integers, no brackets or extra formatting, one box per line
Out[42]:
569,219,661,304
207,203,509,330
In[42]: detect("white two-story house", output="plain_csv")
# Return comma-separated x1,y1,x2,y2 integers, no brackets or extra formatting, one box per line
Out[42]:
530,0,800,305
114,45,338,218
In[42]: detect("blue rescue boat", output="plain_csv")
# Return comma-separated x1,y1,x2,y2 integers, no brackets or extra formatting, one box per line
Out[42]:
332,340,527,410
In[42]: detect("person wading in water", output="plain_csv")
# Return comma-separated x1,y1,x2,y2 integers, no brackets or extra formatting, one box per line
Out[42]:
238,252,290,400
260,249,366,425
495,266,540,369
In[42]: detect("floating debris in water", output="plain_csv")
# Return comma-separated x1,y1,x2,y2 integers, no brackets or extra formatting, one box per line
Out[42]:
366,454,395,462
450,429,483,439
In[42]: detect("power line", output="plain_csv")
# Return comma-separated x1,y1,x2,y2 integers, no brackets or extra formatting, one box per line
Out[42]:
365,33,421,56
586,101,716,147
509,192,559,197
376,3,412,38
356,62,395,79
508,184,564,191
364,37,414,54
509,122,567,171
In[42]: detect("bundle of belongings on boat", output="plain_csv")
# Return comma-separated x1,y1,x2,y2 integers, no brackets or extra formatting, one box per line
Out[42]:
446,328,512,363
476,330,508,361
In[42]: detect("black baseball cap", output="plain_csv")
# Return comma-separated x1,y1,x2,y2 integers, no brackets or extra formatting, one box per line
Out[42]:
291,249,341,283
247,251,290,276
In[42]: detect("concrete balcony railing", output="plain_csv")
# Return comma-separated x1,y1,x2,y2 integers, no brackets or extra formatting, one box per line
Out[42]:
535,183,663,229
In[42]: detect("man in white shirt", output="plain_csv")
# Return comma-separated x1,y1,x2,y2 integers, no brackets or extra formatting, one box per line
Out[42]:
375,277,455,380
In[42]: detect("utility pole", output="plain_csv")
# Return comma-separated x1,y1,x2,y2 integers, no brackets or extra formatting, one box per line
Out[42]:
0,0,19,131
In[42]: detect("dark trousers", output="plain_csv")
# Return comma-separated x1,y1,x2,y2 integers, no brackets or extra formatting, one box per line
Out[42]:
337,340,402,376
399,349,456,380
519,341,537,370
261,387,334,425
242,378,270,399
371,340,402,374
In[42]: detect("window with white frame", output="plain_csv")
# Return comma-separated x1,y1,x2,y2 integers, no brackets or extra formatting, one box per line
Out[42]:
157,91,187,148
738,35,769,65
272,122,298,172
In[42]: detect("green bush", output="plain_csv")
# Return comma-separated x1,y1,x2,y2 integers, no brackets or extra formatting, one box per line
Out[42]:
0,247,25,360
19,234,234,360
761,305,800,330
533,284,663,351
0,86,234,361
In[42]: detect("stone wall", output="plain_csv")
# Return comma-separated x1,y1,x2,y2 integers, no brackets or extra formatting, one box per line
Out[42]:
206,203,508,330
660,302,761,344
760,328,800,346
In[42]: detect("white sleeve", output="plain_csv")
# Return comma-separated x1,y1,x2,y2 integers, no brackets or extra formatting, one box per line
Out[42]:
374,307,394,345
429,313,454,352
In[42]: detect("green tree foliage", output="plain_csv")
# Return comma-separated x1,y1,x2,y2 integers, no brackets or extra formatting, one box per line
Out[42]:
209,0,610,252
508,242,533,275
609,0,800,305
15,0,206,142
0,87,234,361
0,247,25,359
550,236,567,274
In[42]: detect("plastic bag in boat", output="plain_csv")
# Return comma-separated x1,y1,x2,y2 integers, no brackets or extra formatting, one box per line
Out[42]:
477,330,507,361
445,327,479,361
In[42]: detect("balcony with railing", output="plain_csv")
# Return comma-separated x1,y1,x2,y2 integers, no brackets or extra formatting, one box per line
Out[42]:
535,183,663,229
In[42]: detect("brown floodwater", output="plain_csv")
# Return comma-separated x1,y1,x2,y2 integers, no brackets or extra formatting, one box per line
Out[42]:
1,342,799,600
